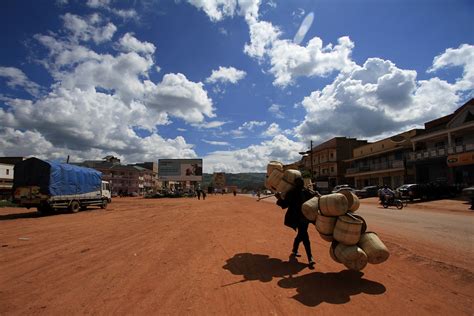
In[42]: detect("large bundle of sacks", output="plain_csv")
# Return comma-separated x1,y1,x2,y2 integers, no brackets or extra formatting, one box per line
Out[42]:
265,161,389,271
302,190,390,271
265,161,301,199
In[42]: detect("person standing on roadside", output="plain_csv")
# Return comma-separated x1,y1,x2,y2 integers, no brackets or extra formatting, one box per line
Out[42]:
197,189,201,200
275,177,316,267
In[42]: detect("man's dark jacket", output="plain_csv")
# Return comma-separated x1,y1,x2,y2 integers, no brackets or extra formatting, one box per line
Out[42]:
276,187,315,230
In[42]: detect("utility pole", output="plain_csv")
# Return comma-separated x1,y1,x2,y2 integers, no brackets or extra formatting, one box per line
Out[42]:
310,140,314,181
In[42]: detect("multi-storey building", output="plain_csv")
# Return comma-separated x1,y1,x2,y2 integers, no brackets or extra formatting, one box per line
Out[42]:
0,163,14,199
345,130,421,189
407,99,474,185
300,137,368,190
0,157,26,199
81,156,157,196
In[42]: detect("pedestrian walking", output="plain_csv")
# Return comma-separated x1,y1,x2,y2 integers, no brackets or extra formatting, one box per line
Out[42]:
275,177,316,267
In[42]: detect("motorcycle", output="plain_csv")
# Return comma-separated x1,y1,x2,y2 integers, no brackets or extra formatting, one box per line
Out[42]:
382,196,404,209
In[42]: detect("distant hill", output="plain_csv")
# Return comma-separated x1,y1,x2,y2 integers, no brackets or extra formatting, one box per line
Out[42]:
203,173,266,191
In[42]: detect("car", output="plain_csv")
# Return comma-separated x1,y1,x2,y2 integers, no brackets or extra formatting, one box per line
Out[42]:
332,184,356,194
355,186,379,198
395,184,422,201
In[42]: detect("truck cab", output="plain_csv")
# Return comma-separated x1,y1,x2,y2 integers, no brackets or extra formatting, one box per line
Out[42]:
102,181,112,203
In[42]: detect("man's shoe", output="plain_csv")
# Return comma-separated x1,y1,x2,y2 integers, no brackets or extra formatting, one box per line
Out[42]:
308,257,315,265
290,251,301,257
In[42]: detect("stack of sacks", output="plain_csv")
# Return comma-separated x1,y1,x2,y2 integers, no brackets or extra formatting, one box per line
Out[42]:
264,162,302,199
265,161,284,192
302,190,389,271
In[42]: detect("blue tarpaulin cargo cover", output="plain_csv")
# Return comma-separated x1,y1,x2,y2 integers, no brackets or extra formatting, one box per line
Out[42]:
14,158,102,196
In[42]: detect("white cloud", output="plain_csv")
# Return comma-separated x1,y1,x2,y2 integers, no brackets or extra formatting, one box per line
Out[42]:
144,73,215,123
293,12,314,45
241,120,266,130
428,44,474,92
117,33,156,55
0,67,41,96
192,120,228,129
244,20,281,59
0,12,216,165
203,139,230,145
62,13,117,44
206,66,247,84
269,36,356,87
262,122,280,137
86,0,110,8
203,134,304,173
187,0,260,21
266,0,276,9
268,103,284,118
295,55,466,142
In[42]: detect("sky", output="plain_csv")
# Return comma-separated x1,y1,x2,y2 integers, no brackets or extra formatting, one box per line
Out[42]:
0,0,473,173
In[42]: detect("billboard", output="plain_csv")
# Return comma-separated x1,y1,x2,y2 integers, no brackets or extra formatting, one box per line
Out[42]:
158,159,203,181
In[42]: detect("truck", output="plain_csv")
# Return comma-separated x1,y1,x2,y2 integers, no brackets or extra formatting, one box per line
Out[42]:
13,157,111,214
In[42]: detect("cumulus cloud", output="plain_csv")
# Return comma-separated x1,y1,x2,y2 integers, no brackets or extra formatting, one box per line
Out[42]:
203,134,304,173
269,36,356,87
0,11,216,164
145,73,215,123
62,13,117,44
0,66,41,96
244,20,281,59
206,66,247,84
268,103,284,118
187,0,260,22
428,44,474,92
262,122,281,137
117,33,156,55
295,54,467,142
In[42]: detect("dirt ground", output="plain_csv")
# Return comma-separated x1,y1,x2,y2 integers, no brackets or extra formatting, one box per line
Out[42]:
1,195,473,315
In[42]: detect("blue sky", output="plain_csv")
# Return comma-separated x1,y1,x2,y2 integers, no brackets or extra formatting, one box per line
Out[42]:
0,0,473,172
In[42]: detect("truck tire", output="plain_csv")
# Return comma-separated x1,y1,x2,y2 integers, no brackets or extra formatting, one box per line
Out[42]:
69,200,81,213
37,204,52,215
101,199,108,209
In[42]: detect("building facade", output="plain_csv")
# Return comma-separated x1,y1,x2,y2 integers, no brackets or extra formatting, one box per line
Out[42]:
0,163,14,199
345,130,421,189
407,99,474,186
299,137,368,190
81,156,157,196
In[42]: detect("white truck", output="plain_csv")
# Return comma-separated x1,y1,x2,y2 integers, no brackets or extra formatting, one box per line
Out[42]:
13,157,111,214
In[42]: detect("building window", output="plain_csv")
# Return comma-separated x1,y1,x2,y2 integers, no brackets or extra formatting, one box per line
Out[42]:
330,167,334,172
435,141,444,148
454,137,463,146
6,169,9,175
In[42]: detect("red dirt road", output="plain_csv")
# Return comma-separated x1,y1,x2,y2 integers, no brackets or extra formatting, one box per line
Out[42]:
1,196,473,315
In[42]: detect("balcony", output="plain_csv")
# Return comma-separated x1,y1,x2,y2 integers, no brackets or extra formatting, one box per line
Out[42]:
408,143,474,161
346,159,404,174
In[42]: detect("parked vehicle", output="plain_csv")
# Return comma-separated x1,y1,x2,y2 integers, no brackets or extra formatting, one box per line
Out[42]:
355,186,379,198
395,184,422,201
332,184,356,194
13,158,111,214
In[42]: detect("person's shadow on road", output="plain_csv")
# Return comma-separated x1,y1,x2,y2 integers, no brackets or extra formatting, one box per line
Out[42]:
278,270,386,307
222,253,307,284
222,253,386,307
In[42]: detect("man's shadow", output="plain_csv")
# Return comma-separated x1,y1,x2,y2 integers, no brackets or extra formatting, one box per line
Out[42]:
222,253,307,284
278,270,386,307
222,253,386,307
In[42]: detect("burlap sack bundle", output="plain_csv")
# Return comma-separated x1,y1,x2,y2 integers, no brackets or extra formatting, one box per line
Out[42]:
319,193,348,216
358,232,390,264
302,196,319,222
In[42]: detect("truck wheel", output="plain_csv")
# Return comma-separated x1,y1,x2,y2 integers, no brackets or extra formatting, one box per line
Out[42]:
69,201,80,213
101,199,108,209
